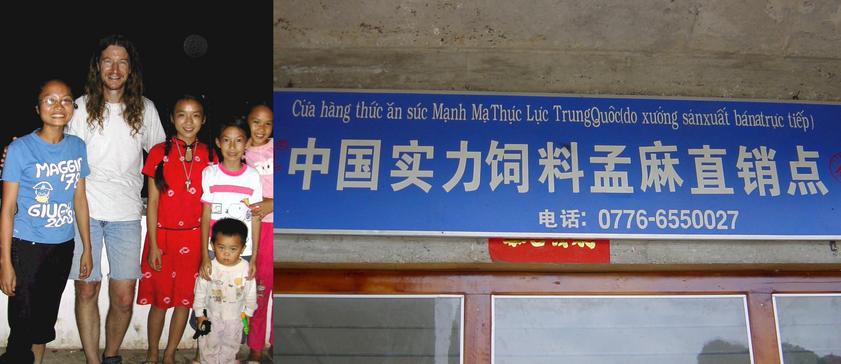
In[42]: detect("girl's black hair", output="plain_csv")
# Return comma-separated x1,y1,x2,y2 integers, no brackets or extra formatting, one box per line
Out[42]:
35,79,75,109
154,94,216,191
243,100,272,118
217,116,251,140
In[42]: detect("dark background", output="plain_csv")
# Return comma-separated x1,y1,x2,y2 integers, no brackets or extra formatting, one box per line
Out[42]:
4,1,273,146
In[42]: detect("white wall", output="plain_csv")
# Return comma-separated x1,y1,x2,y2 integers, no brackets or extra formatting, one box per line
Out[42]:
0,217,272,349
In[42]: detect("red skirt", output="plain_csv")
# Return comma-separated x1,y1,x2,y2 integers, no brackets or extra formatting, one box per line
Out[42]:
136,227,202,309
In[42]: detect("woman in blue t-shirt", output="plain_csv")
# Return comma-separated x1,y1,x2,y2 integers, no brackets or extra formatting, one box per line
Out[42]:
0,80,93,364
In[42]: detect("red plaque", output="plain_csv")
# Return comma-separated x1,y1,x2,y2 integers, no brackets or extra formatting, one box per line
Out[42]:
488,238,610,263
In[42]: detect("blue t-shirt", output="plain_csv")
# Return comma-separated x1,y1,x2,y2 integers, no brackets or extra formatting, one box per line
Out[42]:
2,131,90,244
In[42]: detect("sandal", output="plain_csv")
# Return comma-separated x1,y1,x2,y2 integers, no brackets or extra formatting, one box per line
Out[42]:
101,355,123,364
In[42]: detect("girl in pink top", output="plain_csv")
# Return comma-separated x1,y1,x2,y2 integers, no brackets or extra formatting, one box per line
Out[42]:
243,104,274,362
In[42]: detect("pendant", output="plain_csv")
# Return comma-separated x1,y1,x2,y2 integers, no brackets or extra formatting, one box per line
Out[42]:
185,146,193,161
185,179,192,190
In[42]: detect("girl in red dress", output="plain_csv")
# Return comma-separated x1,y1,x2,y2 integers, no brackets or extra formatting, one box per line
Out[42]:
136,95,216,364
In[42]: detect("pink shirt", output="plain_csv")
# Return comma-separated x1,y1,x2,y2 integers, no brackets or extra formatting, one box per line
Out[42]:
245,139,273,223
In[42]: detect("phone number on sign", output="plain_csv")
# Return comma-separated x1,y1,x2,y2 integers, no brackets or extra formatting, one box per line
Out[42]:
597,209,739,231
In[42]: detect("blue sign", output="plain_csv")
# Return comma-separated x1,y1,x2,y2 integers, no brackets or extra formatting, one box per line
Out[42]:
275,89,841,239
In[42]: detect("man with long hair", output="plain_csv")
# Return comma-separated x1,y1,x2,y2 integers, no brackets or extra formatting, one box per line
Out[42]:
66,34,165,364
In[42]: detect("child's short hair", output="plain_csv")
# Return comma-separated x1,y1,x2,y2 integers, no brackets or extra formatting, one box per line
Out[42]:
211,218,248,246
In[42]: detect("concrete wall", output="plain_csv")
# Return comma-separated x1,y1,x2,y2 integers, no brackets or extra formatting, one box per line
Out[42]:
273,0,841,269
274,0,841,100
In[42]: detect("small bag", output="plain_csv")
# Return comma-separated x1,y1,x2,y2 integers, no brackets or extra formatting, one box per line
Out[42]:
192,309,212,339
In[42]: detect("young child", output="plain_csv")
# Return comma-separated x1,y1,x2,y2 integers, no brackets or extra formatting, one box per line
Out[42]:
243,104,274,362
200,117,262,280
0,80,93,364
136,95,216,364
193,218,257,364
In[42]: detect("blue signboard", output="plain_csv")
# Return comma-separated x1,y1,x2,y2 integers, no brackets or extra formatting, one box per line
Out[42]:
274,89,841,239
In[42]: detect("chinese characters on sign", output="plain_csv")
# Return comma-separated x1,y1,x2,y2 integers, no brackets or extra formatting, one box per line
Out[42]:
288,138,826,197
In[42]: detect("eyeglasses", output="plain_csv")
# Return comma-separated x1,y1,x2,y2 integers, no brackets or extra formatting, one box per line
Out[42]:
41,96,76,108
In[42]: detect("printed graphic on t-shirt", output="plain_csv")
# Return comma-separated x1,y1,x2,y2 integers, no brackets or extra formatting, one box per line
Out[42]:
28,158,83,228
36,158,83,190
210,276,247,303
33,181,53,203
211,200,253,222
251,158,273,176
211,287,223,303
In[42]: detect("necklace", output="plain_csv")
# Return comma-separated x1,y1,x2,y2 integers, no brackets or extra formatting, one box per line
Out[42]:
175,138,196,190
